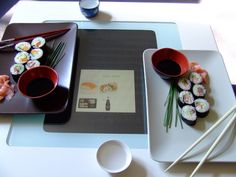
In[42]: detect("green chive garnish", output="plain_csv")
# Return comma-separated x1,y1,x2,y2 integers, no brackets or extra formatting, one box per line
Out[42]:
164,80,183,132
46,42,66,68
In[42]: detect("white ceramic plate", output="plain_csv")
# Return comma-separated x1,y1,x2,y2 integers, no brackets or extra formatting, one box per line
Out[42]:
143,49,236,162
96,140,132,173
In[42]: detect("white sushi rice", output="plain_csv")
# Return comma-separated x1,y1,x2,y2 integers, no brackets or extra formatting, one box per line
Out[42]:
189,72,203,84
181,105,197,121
192,84,207,97
31,37,46,48
194,98,210,113
179,91,194,105
15,41,31,52
178,78,191,91
25,60,40,70
10,63,24,75
30,48,43,60
14,51,30,64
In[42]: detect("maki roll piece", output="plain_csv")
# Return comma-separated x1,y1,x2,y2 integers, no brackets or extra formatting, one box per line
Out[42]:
31,37,46,49
14,51,30,64
25,60,40,70
189,72,203,84
30,48,44,61
181,105,197,126
194,98,210,118
178,91,194,108
192,84,207,98
15,41,31,52
177,78,192,91
10,63,25,82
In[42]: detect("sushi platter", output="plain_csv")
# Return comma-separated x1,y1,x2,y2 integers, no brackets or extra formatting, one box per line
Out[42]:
0,23,77,114
143,49,236,162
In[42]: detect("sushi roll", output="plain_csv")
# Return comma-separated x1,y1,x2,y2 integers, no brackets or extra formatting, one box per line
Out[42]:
181,105,197,126
194,98,210,118
177,78,192,91
189,72,203,84
192,84,207,98
10,63,25,82
14,51,30,64
31,36,46,48
30,48,44,61
15,41,31,52
25,60,40,70
178,91,194,108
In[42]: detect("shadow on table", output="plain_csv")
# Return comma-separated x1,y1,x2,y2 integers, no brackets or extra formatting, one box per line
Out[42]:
91,11,112,22
100,0,200,2
232,84,236,97
111,158,148,177
160,162,236,176
28,0,200,3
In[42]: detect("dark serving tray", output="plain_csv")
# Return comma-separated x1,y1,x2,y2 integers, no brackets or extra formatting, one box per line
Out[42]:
0,23,78,114
44,29,157,134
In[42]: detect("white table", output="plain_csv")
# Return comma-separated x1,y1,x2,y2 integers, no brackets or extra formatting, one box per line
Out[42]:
0,1,235,177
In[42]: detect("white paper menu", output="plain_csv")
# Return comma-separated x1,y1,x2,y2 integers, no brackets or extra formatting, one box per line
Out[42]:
76,69,136,113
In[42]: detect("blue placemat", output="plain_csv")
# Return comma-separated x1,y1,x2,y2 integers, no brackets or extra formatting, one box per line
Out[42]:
8,21,182,148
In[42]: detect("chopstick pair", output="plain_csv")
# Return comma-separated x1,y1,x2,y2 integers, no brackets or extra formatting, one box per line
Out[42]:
0,28,70,50
165,104,236,177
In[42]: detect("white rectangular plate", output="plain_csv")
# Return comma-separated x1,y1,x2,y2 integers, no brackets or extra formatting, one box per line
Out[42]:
143,49,236,162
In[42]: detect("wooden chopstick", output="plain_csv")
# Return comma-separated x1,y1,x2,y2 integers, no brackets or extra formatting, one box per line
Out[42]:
189,112,236,177
0,28,70,50
0,28,69,43
165,104,236,172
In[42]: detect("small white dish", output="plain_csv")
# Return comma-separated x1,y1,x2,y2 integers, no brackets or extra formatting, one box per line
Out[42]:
96,140,132,173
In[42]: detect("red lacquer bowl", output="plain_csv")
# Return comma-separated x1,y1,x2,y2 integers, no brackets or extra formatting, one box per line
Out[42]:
151,48,189,79
18,65,58,99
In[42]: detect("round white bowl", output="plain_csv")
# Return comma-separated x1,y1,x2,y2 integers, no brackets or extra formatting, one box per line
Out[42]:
96,140,132,173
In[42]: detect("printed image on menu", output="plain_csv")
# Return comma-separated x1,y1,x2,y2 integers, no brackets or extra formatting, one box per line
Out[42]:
76,69,135,113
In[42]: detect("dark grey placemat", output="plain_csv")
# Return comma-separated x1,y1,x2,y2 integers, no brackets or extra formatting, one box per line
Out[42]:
44,29,157,133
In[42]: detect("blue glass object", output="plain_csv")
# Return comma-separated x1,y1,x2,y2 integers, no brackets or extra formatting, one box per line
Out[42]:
79,0,100,18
